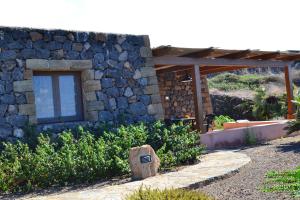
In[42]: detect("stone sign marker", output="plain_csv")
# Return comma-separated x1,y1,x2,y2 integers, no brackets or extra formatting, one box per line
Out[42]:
129,144,160,180
140,155,152,164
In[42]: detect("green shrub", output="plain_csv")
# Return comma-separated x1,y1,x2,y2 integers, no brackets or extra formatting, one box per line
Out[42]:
208,73,283,91
148,121,204,169
126,187,214,200
263,166,300,197
252,88,287,120
244,129,257,145
102,123,148,175
285,93,300,134
0,141,33,192
208,73,245,91
213,115,235,130
0,121,203,193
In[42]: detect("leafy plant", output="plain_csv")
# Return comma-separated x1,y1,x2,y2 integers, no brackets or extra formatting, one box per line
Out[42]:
213,115,235,130
252,88,287,120
285,93,300,134
244,129,257,145
102,123,148,175
263,166,300,198
126,187,214,200
148,121,204,169
252,88,269,120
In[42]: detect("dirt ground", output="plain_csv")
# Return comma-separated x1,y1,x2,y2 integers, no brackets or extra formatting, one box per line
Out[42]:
199,135,300,200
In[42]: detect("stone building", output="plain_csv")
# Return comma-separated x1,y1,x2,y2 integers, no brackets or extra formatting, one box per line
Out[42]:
1,26,298,140
0,27,164,140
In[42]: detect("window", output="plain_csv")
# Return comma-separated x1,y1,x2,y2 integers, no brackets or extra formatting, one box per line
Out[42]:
32,72,83,123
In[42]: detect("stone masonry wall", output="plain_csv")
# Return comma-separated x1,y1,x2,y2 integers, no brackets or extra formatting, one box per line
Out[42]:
210,94,255,121
157,71,212,119
0,27,164,141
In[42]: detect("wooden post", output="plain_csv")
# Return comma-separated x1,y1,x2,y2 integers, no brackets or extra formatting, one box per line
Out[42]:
284,65,295,119
191,65,206,133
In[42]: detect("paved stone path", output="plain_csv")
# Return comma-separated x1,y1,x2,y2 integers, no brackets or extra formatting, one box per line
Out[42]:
29,151,251,200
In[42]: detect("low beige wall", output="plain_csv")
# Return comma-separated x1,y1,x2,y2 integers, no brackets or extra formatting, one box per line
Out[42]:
223,121,278,130
201,120,290,149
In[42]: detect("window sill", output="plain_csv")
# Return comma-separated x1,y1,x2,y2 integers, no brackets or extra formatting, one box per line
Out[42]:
36,120,93,132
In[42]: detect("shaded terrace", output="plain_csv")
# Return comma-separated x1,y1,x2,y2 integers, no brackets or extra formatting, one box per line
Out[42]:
152,46,300,133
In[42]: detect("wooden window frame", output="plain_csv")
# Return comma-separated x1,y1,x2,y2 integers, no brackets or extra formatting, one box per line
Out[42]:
33,71,84,124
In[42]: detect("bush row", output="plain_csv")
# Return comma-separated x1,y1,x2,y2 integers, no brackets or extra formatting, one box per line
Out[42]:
0,121,203,193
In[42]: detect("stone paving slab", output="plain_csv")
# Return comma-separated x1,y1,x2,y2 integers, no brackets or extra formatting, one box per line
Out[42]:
28,151,251,200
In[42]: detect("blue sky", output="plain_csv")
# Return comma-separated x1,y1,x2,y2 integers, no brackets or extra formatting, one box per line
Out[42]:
0,0,299,51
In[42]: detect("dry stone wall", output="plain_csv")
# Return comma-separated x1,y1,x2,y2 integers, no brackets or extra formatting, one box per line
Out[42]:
157,71,212,119
210,94,255,120
0,27,163,141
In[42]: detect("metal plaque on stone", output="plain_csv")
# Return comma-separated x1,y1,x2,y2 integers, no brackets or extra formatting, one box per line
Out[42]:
140,155,152,164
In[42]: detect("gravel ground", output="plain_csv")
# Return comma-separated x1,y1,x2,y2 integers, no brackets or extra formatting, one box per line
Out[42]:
199,135,300,200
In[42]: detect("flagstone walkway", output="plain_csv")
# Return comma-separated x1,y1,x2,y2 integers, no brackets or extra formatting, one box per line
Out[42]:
29,150,251,200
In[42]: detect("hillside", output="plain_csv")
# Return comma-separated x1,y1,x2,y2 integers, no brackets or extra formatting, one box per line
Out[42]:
208,71,299,100
207,71,299,120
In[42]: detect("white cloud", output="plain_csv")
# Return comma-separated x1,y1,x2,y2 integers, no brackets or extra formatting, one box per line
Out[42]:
0,0,299,51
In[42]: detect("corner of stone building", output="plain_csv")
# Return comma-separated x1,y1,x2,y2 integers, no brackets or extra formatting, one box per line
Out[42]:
142,35,151,48
141,35,165,121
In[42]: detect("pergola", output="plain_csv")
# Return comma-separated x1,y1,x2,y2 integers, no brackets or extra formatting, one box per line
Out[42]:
152,46,300,133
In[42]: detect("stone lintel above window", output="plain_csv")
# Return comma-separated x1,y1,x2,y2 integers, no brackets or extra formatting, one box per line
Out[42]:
26,59,92,71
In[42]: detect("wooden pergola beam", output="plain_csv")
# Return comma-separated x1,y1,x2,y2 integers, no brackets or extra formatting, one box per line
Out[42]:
152,46,202,57
179,47,215,58
152,46,173,57
201,66,253,75
278,54,300,61
152,47,300,62
246,52,280,60
156,65,259,76
215,49,251,59
154,56,291,68
156,65,192,74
